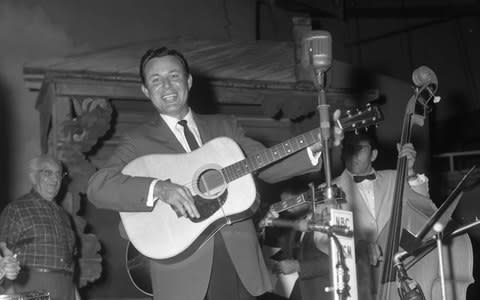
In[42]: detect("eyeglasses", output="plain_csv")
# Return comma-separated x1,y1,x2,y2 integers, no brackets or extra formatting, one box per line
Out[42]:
38,169,67,179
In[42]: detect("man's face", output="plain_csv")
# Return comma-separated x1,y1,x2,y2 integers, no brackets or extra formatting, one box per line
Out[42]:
32,160,62,201
343,141,377,175
141,55,192,119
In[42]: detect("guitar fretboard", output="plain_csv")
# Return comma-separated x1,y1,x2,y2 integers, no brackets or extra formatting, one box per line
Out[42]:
222,128,321,183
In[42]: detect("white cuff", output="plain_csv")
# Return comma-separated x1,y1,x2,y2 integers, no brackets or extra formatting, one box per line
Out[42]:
147,179,160,207
307,147,322,166
408,173,428,186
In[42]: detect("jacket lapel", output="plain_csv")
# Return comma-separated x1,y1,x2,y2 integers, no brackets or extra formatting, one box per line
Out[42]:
191,113,212,144
374,171,394,235
147,115,186,153
338,171,375,220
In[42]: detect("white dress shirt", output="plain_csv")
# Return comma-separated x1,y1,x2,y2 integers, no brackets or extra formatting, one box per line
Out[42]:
146,110,202,207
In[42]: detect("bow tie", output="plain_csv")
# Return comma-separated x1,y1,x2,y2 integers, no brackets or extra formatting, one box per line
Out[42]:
353,173,376,183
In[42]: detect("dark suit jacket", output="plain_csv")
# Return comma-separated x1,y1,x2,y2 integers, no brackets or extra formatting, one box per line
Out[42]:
284,231,331,300
87,112,320,300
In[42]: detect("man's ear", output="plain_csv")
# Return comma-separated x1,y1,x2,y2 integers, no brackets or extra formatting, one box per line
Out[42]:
141,84,150,99
187,74,193,90
29,171,38,186
371,149,379,163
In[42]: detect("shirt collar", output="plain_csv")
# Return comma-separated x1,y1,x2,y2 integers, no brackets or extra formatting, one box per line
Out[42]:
29,188,56,203
160,109,196,132
345,168,377,178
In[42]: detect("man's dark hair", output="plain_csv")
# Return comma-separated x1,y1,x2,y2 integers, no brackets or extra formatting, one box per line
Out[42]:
341,130,378,160
139,47,190,84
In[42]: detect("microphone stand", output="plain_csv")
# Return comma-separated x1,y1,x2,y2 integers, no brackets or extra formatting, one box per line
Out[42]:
433,223,447,300
313,65,346,299
305,34,353,299
312,69,336,201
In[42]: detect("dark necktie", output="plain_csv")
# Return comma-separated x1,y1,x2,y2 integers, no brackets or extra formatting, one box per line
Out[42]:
178,120,199,151
353,173,376,183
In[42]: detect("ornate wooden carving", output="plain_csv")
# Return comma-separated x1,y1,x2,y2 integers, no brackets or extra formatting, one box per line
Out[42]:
54,95,112,287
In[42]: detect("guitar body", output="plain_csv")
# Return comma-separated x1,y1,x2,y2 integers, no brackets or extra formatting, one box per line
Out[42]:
120,137,257,261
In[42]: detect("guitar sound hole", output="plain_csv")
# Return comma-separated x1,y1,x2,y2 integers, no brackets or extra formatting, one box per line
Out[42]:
196,168,226,197
189,167,228,223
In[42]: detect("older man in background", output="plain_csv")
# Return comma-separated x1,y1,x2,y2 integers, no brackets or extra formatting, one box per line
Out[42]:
0,155,77,300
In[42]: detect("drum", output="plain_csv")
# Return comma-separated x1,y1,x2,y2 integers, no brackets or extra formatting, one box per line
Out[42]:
0,290,50,300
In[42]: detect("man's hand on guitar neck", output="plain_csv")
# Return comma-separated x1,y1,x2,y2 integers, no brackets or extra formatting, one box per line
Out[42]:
258,208,279,229
309,109,344,155
153,180,200,219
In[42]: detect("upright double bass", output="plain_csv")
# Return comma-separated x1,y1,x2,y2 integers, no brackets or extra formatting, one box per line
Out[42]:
374,66,474,300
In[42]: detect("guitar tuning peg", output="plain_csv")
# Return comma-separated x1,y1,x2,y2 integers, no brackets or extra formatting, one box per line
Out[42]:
346,110,352,116
354,129,359,135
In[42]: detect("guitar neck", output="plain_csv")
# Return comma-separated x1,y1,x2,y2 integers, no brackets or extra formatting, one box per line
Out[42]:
269,185,345,214
221,103,383,185
222,128,321,183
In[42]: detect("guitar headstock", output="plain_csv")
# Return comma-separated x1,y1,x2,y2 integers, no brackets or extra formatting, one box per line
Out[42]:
337,103,383,133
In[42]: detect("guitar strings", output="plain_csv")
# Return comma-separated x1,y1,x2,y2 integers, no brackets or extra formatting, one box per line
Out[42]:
172,170,226,196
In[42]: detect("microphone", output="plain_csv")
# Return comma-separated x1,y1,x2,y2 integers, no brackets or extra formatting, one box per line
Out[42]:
262,218,353,237
301,31,332,88
394,252,426,300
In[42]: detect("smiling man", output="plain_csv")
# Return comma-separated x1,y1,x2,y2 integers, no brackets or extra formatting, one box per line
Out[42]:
86,47,343,300
0,155,77,300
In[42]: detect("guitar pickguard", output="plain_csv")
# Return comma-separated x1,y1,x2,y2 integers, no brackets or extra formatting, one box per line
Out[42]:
190,190,228,223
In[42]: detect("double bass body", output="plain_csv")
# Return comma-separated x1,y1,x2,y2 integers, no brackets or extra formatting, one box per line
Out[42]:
365,199,474,300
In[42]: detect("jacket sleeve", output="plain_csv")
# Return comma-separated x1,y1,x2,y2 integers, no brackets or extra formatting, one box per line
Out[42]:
0,205,21,248
404,177,437,219
87,134,155,212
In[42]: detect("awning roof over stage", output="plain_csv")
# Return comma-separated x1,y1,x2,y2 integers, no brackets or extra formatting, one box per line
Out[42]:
25,39,300,85
22,38,380,151
23,38,378,97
